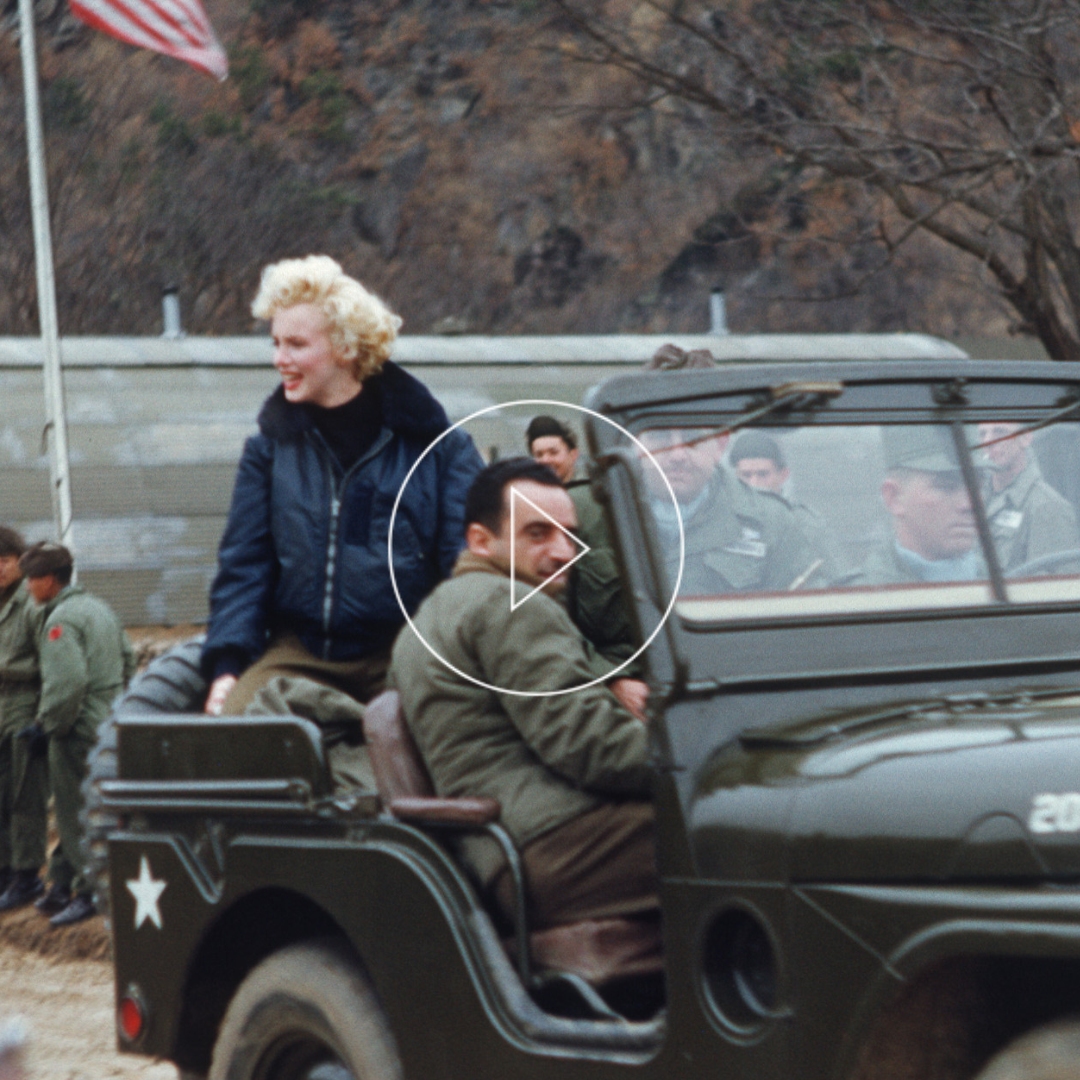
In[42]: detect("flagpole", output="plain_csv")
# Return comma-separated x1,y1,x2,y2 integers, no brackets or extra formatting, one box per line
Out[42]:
18,0,75,553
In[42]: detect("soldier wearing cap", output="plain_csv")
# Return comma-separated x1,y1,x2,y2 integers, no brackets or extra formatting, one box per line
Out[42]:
19,542,136,927
729,430,844,577
0,528,48,913
855,427,984,585
977,422,1080,575
640,426,823,595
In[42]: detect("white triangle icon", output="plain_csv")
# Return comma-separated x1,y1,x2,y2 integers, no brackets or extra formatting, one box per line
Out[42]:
508,486,591,612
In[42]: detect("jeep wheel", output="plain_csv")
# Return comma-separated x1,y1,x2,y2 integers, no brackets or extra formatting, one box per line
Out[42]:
208,940,402,1080
81,636,207,918
974,1019,1080,1080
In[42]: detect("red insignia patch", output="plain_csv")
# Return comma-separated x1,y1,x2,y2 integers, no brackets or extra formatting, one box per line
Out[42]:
48,625,63,641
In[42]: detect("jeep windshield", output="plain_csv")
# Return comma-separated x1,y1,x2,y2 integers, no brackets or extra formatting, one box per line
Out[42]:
598,377,1080,625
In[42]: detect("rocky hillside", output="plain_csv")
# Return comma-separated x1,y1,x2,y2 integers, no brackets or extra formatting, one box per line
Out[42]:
0,0,1012,338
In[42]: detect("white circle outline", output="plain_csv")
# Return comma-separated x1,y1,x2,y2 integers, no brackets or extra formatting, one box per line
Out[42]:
388,398,685,698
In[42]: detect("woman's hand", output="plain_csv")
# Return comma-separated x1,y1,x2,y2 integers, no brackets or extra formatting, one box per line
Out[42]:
205,674,238,716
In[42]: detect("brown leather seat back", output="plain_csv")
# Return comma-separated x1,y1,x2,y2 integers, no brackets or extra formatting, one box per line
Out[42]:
362,689,435,803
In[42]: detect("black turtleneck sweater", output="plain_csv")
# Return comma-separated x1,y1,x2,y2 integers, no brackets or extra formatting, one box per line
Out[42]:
302,375,385,473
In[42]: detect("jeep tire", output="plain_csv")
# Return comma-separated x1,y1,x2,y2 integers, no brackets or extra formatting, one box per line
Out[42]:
81,636,207,916
208,940,402,1080
974,1019,1080,1080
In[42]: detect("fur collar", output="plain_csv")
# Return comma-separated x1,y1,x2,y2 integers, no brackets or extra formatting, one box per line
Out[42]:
257,360,450,442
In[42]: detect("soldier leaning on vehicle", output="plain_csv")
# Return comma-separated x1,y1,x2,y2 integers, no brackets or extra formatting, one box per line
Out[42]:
0,528,48,914
19,543,136,927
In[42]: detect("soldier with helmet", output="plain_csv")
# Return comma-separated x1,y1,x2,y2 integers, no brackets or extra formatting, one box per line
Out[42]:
19,542,135,926
0,527,47,913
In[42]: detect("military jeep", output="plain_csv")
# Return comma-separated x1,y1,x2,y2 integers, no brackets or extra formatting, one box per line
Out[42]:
94,360,1080,1080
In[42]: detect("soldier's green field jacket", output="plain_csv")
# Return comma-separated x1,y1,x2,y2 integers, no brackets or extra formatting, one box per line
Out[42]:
389,551,651,887
0,582,42,703
985,460,1080,573
35,586,136,740
656,468,824,596
849,540,986,587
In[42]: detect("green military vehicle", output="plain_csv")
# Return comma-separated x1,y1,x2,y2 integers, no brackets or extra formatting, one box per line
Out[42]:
91,360,1080,1080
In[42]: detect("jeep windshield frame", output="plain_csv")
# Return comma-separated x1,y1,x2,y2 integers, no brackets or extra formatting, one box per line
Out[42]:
585,360,1080,692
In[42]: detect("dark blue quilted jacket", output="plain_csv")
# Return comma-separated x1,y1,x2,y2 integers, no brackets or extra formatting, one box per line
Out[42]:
201,361,483,676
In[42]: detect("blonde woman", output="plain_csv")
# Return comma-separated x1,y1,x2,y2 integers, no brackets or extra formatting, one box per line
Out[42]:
201,256,482,715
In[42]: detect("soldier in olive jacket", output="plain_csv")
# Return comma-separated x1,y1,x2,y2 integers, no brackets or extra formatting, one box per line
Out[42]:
0,528,47,913
390,459,656,931
978,421,1080,575
20,542,135,927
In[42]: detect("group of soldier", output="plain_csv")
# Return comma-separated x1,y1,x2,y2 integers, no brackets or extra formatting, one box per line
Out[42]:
628,417,1080,596
0,531,133,928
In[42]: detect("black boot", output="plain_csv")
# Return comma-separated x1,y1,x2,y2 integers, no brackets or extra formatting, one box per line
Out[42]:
49,892,96,928
34,882,72,915
0,869,44,912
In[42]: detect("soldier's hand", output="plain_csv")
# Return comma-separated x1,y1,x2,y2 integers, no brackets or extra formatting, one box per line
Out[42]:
205,674,238,716
15,723,48,758
611,678,649,722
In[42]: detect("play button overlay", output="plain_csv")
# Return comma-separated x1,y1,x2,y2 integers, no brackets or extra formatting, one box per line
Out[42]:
509,485,591,611
388,398,685,699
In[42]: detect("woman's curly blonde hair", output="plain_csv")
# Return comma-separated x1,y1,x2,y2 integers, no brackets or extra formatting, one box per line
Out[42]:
252,255,402,383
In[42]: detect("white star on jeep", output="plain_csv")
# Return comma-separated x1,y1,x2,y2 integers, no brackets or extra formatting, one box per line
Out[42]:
126,855,166,930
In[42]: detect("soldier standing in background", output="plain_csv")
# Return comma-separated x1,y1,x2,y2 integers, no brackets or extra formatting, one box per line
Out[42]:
0,529,47,912
977,421,1080,574
526,416,648,718
19,543,135,927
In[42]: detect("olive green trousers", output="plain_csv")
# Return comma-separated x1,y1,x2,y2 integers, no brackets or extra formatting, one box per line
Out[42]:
46,730,96,894
0,688,48,872
221,633,391,716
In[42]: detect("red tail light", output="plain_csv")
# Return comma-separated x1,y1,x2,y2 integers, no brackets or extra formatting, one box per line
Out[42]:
118,990,146,1042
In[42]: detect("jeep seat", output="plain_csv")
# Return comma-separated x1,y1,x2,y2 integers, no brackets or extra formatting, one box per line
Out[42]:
362,690,663,989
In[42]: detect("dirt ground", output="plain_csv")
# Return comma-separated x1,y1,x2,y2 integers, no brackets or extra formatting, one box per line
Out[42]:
0,909,178,1078
0,627,200,1079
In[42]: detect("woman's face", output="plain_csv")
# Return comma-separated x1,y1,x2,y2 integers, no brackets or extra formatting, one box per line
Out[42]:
271,303,361,408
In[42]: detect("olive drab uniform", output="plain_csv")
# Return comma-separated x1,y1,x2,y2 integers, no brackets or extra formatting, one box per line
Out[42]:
0,582,46,874
391,551,656,929
984,459,1080,574
657,468,824,596
35,586,135,895
849,541,986,587
566,480,643,679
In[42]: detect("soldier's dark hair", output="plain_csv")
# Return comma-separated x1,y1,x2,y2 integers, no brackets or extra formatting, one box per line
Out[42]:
0,527,26,559
19,541,74,585
730,431,786,469
465,458,563,535
525,415,576,451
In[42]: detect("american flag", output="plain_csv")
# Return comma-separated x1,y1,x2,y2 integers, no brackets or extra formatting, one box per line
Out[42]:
69,0,228,80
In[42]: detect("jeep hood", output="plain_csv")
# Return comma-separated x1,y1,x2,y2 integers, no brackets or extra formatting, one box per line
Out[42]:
689,695,1080,884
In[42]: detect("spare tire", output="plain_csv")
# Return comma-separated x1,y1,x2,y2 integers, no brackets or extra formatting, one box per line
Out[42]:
113,635,208,718
81,636,208,918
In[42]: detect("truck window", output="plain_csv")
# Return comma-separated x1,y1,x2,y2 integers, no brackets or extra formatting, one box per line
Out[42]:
632,419,1080,621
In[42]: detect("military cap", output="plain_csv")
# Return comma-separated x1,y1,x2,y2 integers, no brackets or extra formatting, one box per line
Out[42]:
525,415,577,450
730,430,786,468
19,541,74,579
882,426,962,473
